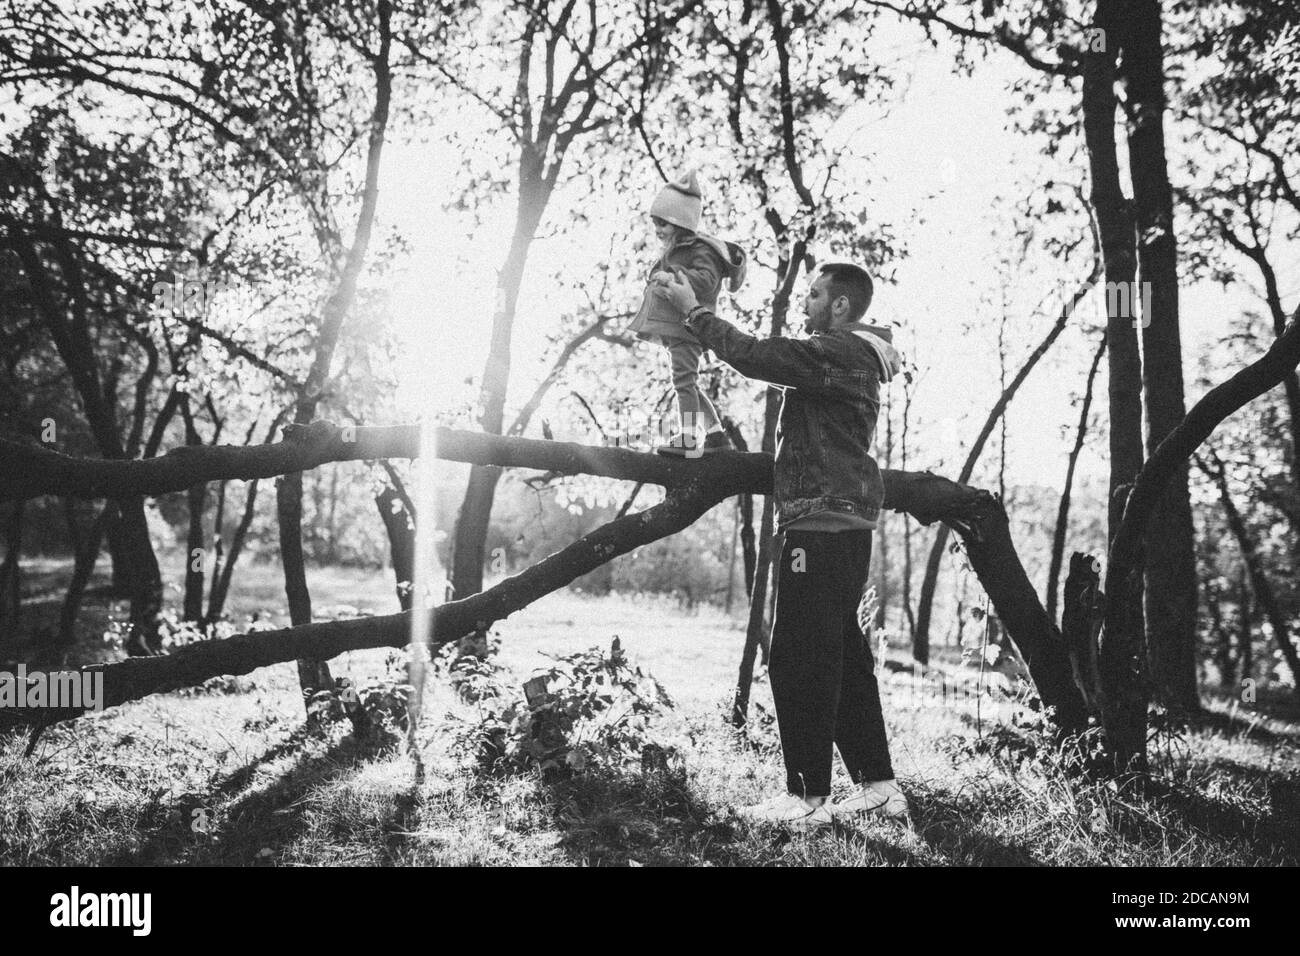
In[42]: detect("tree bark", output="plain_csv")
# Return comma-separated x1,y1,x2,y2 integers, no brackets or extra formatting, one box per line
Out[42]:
55,502,114,659
277,2,392,707
8,231,164,654
732,499,774,726
1236,568,1252,687
1047,334,1107,623
1102,306,1300,770
3,451,1086,735
1082,0,1148,769
179,397,207,623
443,0,683,641
206,478,260,624
105,510,132,597
957,494,1090,733
721,418,757,597
450,160,549,640
901,381,917,641
730,233,807,723
1119,0,1199,715
0,500,24,656
1060,551,1104,716
375,482,416,612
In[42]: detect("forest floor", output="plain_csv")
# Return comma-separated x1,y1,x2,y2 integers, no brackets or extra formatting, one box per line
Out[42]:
2,556,1299,867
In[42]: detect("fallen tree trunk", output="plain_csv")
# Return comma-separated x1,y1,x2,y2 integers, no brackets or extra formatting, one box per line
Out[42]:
0,423,770,501
0,428,1089,733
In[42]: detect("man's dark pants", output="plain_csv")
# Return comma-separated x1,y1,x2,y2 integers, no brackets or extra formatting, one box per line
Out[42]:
769,528,895,798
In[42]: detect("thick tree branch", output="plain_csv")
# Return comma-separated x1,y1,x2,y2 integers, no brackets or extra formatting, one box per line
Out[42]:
0,415,1096,734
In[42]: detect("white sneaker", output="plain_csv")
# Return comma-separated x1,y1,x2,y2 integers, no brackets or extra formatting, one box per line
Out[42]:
833,780,910,821
737,793,835,830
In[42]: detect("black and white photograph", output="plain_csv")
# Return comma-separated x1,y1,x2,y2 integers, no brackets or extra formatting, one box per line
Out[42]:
0,0,1294,900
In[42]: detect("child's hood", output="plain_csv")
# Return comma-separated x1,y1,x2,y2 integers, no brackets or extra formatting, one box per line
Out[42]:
693,233,748,293
847,324,902,384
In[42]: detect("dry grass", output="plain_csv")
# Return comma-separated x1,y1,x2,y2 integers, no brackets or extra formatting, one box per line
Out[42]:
1,558,1297,866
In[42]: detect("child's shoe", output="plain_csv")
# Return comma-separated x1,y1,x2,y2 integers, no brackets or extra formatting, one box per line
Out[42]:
655,431,702,457
655,430,733,457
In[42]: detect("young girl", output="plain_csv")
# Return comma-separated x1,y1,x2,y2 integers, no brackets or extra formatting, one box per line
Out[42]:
628,170,747,457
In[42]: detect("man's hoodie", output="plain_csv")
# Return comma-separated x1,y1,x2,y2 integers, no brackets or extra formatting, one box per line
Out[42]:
847,324,902,384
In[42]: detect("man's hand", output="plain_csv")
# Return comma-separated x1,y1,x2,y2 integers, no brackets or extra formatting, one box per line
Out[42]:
655,268,700,316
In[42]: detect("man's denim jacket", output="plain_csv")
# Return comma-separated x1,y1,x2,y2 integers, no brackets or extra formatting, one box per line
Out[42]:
683,307,901,530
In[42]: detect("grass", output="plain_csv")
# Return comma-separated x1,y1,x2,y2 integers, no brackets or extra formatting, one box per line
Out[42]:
1,555,1298,866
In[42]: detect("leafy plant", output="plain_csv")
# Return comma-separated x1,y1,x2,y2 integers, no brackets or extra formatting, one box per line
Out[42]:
452,637,676,777
306,676,412,747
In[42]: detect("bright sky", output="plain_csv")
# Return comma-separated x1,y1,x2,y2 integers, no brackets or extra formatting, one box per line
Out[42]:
379,18,1275,504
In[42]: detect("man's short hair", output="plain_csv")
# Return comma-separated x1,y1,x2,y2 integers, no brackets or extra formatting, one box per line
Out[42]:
818,262,874,321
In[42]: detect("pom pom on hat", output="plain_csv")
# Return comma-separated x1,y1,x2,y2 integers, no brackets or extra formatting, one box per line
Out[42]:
650,169,703,232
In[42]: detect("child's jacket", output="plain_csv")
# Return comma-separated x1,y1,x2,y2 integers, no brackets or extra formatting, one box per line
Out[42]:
628,234,747,344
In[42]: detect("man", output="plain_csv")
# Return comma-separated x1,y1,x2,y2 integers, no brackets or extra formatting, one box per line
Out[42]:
657,262,908,829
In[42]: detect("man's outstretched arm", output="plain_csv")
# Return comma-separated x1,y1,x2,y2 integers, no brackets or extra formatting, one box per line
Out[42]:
684,307,828,392
654,268,827,390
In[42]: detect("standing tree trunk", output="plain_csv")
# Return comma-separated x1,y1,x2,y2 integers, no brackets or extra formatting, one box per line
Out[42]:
0,500,24,656
901,377,917,641
730,211,813,724
207,413,287,624
1047,334,1107,623
876,390,893,630
722,418,757,597
206,479,261,624
179,395,207,623
54,502,114,659
375,471,417,612
10,230,165,655
104,510,131,596
1101,304,1300,771
113,496,163,655
450,177,547,653
1120,0,1199,715
1082,0,1149,769
1207,575,1232,686
277,1,392,710
1236,568,1252,689
184,482,208,622
446,2,684,653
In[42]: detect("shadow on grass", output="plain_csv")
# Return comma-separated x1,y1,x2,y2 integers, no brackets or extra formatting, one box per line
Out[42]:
905,793,1041,866
1185,706,1299,743
1153,766,1300,865
109,725,410,865
480,761,938,866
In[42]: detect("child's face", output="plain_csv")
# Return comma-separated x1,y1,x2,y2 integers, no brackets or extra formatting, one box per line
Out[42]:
652,216,676,246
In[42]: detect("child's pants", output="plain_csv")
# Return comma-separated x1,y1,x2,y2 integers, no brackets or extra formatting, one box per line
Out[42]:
664,337,721,436
769,528,895,798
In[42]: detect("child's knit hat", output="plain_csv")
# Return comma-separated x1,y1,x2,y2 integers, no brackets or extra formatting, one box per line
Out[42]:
650,170,703,232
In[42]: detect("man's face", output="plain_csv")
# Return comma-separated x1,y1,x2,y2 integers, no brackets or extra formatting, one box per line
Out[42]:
802,275,837,334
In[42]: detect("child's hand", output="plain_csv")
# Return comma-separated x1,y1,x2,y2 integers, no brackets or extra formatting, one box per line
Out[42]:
658,269,699,315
